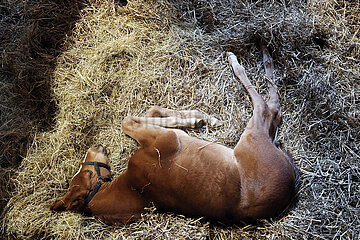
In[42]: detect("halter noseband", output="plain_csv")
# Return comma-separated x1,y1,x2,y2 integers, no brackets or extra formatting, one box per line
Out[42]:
82,161,112,205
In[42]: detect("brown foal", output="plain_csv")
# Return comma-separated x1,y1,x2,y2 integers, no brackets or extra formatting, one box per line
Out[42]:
51,48,298,225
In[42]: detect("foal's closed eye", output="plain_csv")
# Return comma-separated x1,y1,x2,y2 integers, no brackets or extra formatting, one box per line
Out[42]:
85,170,93,178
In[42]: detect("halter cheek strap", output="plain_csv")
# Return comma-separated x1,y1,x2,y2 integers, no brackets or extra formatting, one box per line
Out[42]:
82,161,112,205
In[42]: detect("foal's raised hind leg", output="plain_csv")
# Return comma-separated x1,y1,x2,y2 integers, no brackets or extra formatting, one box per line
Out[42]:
227,52,269,134
227,50,281,140
261,46,282,139
228,52,298,220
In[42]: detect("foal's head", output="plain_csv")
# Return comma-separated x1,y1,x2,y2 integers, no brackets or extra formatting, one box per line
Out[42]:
51,145,111,212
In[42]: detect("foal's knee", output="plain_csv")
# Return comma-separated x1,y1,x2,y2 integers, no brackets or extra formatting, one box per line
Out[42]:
253,99,268,117
122,116,140,133
268,104,282,125
146,106,163,117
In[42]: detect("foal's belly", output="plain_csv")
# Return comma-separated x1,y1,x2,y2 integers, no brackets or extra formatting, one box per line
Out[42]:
142,137,241,219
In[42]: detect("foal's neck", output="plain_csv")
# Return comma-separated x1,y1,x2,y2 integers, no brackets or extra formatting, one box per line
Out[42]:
87,172,147,225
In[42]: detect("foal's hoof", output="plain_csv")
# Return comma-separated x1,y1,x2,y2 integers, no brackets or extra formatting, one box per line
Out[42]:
226,52,235,58
208,117,222,127
118,0,128,6
193,119,205,128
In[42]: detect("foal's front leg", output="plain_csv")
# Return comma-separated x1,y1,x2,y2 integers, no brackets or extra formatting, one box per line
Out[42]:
121,114,204,148
134,116,206,129
122,107,217,147
146,106,220,127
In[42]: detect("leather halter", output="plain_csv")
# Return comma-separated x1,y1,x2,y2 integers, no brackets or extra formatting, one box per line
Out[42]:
82,161,112,205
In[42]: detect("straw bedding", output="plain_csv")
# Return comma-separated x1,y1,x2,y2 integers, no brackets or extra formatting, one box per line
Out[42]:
1,0,359,239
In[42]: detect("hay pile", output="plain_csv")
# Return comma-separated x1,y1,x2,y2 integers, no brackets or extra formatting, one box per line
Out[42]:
1,0,359,239
0,0,87,214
